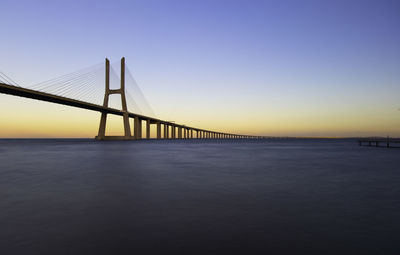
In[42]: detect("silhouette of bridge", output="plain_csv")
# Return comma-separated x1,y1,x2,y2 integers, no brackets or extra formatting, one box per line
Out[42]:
0,58,263,140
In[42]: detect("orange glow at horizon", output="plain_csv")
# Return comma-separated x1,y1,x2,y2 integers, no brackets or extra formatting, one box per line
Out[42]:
1,94,399,138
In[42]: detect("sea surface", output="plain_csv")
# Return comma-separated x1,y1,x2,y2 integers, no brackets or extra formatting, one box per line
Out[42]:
0,139,399,254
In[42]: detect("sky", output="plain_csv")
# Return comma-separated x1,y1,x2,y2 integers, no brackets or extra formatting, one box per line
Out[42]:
0,0,399,138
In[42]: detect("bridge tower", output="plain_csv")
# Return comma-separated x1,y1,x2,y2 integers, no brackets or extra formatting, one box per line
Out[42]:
95,57,132,140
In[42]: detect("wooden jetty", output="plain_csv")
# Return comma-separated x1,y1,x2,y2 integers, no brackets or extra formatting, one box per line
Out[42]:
359,138,400,148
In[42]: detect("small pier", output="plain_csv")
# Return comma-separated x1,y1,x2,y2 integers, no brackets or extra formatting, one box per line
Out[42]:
359,138,400,148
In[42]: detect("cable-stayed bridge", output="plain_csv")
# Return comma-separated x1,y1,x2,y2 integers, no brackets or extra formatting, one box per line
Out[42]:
0,58,263,140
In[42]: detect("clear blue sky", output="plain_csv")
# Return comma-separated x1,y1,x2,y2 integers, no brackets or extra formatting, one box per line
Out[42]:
1,0,399,137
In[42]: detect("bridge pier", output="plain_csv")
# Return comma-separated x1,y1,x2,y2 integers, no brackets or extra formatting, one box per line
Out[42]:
172,125,176,139
96,57,132,140
157,121,161,139
146,119,151,139
164,124,168,139
134,117,142,139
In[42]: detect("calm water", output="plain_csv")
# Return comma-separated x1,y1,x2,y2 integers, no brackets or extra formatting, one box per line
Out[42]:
0,139,399,254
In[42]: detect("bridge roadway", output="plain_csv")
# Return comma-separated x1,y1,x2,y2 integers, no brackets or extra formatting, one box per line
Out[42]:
0,82,260,139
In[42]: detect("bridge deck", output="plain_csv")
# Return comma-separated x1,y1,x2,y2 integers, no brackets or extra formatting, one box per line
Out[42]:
0,82,210,133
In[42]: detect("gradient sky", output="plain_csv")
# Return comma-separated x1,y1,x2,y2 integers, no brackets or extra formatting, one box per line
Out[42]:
1,0,399,137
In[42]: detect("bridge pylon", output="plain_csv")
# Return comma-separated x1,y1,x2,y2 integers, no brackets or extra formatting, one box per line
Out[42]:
95,57,133,140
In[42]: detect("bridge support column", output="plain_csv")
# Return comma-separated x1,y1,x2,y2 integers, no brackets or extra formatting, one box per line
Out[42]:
157,122,161,139
146,119,151,139
191,129,193,139
172,126,176,139
178,127,182,139
134,117,142,139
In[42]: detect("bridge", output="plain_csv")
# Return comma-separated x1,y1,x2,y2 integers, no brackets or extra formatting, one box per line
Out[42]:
0,58,263,140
